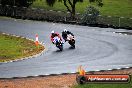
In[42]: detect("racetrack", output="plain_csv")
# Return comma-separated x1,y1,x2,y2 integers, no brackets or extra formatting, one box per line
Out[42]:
0,17,132,78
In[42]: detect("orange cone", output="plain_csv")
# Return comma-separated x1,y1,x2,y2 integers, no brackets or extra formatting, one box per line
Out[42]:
35,34,39,47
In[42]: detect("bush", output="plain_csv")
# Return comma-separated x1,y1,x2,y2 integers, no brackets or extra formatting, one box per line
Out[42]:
81,6,99,24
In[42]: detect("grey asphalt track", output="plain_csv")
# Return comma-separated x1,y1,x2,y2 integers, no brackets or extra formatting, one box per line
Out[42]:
0,17,132,78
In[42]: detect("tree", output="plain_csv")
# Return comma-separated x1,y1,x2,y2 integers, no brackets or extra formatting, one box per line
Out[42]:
46,0,103,18
82,6,100,24
1,0,35,7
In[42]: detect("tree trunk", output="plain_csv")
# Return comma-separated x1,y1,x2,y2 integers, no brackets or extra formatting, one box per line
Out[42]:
64,0,76,19
71,4,75,19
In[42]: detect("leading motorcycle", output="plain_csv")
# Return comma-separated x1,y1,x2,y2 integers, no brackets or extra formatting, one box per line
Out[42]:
67,34,75,48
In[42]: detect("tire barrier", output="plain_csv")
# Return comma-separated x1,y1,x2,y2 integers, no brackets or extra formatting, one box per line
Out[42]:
0,4,132,29
76,75,87,84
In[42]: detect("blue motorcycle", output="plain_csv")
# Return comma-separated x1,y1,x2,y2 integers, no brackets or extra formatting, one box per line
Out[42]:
53,36,63,51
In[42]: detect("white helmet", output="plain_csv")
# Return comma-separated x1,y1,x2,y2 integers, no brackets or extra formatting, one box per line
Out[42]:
51,30,55,34
63,29,67,32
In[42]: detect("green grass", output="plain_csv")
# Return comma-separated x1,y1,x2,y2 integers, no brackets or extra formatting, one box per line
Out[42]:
0,33,44,62
32,0,66,11
100,0,132,17
31,0,132,18
73,83,132,88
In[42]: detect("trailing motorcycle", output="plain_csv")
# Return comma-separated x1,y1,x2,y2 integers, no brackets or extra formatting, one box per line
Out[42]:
53,36,63,51
67,34,75,48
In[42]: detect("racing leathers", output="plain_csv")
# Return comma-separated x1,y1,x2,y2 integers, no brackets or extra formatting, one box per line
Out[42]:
62,31,74,42
50,32,62,44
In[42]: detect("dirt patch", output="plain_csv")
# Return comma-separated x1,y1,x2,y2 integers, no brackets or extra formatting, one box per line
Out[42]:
0,74,76,88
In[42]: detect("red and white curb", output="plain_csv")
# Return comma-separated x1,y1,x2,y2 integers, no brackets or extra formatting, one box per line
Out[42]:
112,31,132,36
0,67,132,79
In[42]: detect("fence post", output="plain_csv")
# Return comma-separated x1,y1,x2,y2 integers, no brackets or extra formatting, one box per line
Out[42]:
130,18,132,28
0,4,1,15
13,6,16,17
5,5,9,16
107,16,112,26
97,15,102,25
118,17,120,27
64,17,66,22
119,17,124,27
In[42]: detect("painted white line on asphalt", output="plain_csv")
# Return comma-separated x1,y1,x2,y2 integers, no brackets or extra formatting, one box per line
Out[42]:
108,69,112,70
15,36,20,37
44,74,50,76
71,72,76,73
95,70,100,72
34,75,39,77
2,33,6,34
117,68,121,69
125,67,130,68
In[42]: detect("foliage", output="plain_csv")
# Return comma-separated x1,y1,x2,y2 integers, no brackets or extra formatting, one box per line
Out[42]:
46,0,57,6
1,0,35,7
45,0,103,18
81,6,99,24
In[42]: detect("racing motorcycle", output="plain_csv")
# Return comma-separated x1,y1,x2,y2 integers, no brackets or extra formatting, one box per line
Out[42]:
53,36,63,51
67,34,75,48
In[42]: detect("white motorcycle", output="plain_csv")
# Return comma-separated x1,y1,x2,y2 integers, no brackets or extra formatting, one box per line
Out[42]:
67,34,75,48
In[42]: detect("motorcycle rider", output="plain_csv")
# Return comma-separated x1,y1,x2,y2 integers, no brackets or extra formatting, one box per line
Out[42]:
50,30,62,44
62,29,74,42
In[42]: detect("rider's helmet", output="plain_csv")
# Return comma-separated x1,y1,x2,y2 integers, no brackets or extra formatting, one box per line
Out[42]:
51,30,55,36
63,29,67,32
51,30,55,34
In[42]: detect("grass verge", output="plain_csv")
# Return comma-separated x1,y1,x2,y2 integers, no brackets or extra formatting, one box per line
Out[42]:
0,33,44,62
73,82,132,88
32,0,132,18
